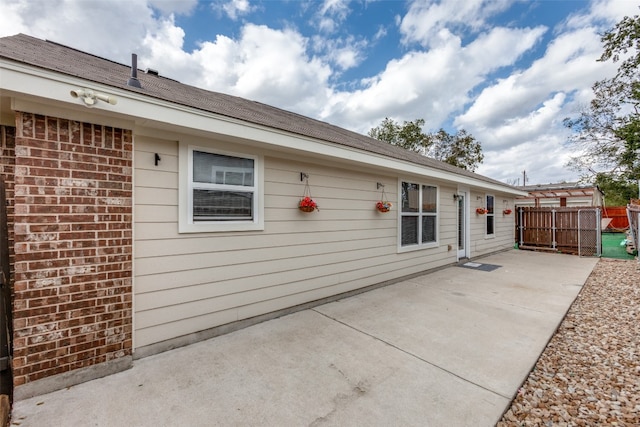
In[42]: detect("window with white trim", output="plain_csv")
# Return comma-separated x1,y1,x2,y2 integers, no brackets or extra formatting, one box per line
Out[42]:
400,181,438,247
486,194,495,236
191,150,255,221
180,143,263,233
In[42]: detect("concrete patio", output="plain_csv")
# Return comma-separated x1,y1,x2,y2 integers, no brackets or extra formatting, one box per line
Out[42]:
11,250,598,426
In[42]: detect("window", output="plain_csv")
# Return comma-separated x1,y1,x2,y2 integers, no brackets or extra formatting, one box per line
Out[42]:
180,143,263,233
192,150,254,221
486,194,495,236
400,181,438,248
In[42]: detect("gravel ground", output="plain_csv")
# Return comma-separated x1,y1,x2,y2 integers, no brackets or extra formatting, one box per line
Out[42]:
497,258,640,427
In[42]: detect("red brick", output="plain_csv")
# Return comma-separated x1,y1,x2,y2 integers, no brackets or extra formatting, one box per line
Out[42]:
8,113,133,389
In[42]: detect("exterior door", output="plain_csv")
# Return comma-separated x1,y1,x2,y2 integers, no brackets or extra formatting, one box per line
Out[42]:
457,190,469,260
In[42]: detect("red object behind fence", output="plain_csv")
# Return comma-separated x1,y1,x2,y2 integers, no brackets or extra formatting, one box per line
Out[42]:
602,206,629,231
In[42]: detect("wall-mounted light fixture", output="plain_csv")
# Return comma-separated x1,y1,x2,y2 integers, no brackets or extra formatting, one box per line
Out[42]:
70,88,118,107
453,193,461,201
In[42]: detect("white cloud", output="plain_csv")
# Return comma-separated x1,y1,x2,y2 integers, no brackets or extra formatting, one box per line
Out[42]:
484,92,567,150
141,16,202,83
0,0,29,37
476,133,578,185
564,0,639,30
455,11,624,184
399,0,512,47
0,0,157,64
312,35,367,71
142,22,332,116
463,26,547,71
218,0,254,21
322,25,545,133
373,25,387,41
316,0,351,33
149,0,198,15
456,25,611,132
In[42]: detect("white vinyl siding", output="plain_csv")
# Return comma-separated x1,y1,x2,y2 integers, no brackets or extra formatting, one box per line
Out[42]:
469,191,515,257
133,135,463,350
133,136,516,352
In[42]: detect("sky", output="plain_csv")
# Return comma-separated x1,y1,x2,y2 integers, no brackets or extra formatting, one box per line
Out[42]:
2,0,639,185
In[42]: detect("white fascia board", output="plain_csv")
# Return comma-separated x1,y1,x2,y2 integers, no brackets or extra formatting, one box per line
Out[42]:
1,60,524,196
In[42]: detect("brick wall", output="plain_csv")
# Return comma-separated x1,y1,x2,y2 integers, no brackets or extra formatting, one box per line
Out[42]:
0,125,16,281
11,112,133,389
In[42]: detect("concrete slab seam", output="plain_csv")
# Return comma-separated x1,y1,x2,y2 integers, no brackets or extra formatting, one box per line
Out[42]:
310,308,511,400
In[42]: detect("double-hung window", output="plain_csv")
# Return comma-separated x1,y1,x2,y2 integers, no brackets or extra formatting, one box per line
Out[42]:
400,181,438,248
485,194,495,236
180,144,263,232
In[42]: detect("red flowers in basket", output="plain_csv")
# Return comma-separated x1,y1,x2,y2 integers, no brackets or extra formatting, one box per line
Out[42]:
503,209,512,215
299,196,319,212
376,201,393,212
476,207,488,215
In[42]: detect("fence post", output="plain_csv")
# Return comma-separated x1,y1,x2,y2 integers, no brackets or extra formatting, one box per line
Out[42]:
596,208,602,257
551,209,556,249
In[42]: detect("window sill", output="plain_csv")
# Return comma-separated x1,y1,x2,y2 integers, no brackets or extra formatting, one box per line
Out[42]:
398,242,439,253
179,220,264,233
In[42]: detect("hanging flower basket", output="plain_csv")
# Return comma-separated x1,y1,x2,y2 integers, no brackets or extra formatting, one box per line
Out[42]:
376,201,393,213
376,184,392,212
298,177,319,212
503,209,512,215
299,196,319,212
476,207,488,215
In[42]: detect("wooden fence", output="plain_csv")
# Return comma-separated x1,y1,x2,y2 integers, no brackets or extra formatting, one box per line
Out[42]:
602,206,630,231
516,207,601,256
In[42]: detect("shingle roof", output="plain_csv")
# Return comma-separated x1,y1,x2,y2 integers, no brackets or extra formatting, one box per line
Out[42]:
0,33,515,190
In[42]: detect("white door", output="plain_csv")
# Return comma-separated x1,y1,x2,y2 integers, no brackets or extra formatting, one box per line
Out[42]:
457,190,469,259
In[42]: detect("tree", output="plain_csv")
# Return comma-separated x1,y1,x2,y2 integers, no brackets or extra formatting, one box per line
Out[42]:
565,13,640,201
594,173,639,206
368,118,484,172
367,118,428,152
425,128,484,171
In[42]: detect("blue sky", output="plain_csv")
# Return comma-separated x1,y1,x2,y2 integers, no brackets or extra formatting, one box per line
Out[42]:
2,0,639,185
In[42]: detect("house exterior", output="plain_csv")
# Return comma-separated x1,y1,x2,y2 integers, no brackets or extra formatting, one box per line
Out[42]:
515,183,599,207
0,34,526,399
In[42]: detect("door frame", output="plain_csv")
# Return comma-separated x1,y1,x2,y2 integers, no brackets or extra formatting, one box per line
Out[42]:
456,187,470,260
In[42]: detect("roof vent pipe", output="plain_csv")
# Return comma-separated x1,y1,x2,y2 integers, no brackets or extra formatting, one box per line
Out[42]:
127,53,142,88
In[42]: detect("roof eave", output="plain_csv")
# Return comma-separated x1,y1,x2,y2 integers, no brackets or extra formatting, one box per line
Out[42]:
1,58,524,196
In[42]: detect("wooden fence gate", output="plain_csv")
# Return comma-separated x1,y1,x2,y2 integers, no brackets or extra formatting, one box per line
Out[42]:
516,207,601,257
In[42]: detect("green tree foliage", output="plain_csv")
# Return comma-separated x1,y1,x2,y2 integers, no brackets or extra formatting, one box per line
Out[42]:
565,13,640,201
368,118,484,172
367,118,428,152
425,128,484,171
595,173,639,206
